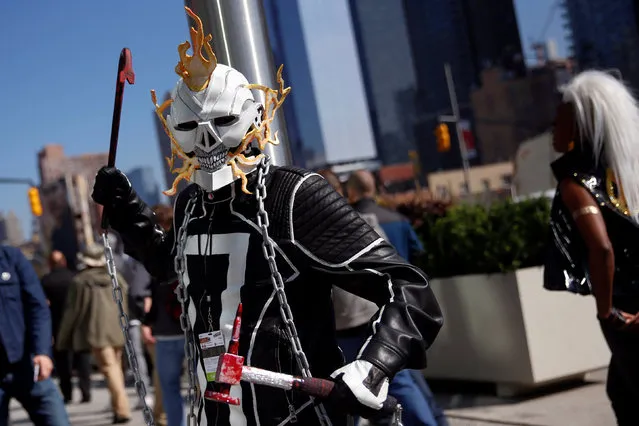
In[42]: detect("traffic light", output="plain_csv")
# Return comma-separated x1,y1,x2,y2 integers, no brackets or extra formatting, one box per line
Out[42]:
434,123,451,152
28,187,43,217
408,150,421,174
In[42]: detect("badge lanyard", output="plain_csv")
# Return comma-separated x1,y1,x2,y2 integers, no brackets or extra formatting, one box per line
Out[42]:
199,294,225,382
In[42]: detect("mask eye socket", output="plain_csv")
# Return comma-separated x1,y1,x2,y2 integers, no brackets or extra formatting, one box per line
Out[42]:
214,116,238,126
175,121,198,131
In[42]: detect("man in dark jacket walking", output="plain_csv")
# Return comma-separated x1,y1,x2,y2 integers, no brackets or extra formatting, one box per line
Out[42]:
0,245,69,425
119,253,153,409
345,170,449,426
40,251,91,404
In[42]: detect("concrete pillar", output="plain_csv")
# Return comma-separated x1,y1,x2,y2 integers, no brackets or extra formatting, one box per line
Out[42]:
185,0,292,166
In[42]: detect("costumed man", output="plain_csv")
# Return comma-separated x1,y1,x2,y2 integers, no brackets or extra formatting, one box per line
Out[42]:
92,7,442,426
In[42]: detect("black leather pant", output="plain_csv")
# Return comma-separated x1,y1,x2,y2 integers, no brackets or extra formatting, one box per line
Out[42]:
53,350,91,402
601,298,639,426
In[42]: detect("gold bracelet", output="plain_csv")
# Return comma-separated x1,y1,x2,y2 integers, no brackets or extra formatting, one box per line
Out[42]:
572,205,600,220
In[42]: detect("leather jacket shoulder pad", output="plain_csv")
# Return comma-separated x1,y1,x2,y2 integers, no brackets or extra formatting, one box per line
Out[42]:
263,166,311,241
289,173,383,266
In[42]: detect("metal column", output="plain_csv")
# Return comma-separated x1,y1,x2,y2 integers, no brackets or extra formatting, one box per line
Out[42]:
185,0,292,167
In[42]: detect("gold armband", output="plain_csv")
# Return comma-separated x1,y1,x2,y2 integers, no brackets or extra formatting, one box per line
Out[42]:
572,205,600,220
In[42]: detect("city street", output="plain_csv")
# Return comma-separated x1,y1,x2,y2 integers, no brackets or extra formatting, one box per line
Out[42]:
8,369,615,426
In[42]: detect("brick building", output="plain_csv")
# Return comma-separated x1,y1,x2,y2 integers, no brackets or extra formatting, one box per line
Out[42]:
470,63,572,164
38,144,108,189
37,145,108,262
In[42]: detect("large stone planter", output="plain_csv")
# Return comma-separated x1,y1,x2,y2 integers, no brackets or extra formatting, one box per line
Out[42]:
423,266,610,396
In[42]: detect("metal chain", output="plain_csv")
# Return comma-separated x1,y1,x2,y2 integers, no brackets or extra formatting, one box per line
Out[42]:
167,157,399,426
173,196,200,426
254,157,330,426
102,232,154,426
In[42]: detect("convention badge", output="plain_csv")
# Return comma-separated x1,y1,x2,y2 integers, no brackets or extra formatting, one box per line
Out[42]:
198,330,226,381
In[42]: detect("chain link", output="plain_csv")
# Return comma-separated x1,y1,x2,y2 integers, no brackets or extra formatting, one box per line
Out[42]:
102,232,155,426
173,196,200,426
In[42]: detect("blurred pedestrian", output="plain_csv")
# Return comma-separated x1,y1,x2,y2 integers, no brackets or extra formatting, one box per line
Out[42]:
40,251,91,404
0,244,70,425
141,204,184,426
119,252,154,410
56,243,132,424
344,170,449,426
318,169,344,196
548,70,639,426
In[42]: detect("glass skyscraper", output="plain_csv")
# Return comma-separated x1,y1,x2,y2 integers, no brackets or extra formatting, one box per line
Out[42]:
563,0,639,89
263,0,377,168
263,0,326,168
127,166,161,207
348,0,525,172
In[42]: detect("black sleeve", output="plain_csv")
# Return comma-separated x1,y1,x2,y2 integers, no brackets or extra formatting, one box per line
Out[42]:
142,279,159,327
290,174,443,378
105,187,182,284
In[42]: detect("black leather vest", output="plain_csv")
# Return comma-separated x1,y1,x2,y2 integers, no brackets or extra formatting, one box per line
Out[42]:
545,151,639,298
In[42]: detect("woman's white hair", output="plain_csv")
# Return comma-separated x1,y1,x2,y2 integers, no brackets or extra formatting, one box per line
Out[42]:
561,70,639,223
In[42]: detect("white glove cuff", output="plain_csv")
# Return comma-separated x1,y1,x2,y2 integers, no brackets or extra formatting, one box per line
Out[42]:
330,359,389,409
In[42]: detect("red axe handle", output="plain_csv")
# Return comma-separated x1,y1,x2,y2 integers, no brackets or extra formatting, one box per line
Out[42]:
291,376,335,398
108,48,135,168
101,48,135,231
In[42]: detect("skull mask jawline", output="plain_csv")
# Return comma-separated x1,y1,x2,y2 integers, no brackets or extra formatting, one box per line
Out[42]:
166,63,264,193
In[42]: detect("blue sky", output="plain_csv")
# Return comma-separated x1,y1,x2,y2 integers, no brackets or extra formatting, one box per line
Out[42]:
0,0,568,238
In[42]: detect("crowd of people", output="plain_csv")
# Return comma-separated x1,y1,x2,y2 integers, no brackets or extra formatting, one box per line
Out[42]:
1,69,639,426
0,181,450,426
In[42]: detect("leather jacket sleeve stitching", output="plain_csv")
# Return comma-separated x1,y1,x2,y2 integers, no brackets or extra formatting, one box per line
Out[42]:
287,174,443,377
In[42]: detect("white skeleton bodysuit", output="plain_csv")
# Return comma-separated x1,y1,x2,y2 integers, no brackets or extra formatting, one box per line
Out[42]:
93,7,443,426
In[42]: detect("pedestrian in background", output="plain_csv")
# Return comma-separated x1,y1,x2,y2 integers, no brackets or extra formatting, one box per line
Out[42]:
0,244,70,425
343,170,449,426
548,70,639,426
119,252,154,410
141,204,185,426
40,251,91,404
56,243,132,424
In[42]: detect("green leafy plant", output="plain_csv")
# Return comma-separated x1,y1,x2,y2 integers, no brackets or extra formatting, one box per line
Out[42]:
416,197,551,278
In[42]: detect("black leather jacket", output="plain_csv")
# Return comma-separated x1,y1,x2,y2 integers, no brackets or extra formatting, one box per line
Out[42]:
106,166,443,426
546,151,639,299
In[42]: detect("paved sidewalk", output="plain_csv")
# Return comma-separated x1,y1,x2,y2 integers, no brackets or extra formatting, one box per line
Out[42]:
440,369,615,426
9,370,616,425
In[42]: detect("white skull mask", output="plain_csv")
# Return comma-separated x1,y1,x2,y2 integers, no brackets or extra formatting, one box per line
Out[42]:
166,64,264,173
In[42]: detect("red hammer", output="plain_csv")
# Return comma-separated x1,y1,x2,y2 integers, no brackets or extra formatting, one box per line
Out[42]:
204,304,399,413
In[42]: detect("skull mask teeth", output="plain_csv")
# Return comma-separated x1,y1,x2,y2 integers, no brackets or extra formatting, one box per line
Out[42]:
194,144,228,172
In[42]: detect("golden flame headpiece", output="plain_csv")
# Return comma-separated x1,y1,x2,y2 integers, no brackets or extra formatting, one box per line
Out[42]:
151,6,291,195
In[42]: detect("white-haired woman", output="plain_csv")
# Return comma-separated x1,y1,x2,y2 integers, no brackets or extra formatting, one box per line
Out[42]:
547,70,639,425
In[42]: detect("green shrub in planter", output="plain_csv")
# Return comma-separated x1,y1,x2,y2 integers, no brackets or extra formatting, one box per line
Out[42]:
416,197,551,278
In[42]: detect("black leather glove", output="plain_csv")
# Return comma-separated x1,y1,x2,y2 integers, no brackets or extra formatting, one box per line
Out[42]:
326,360,391,419
91,166,132,209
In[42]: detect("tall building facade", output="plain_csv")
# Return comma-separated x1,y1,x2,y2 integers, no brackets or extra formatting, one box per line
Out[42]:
347,1,419,167
263,0,376,167
263,0,325,168
127,167,161,207
471,65,569,164
38,144,108,188
348,0,525,173
563,0,639,89
0,211,23,246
